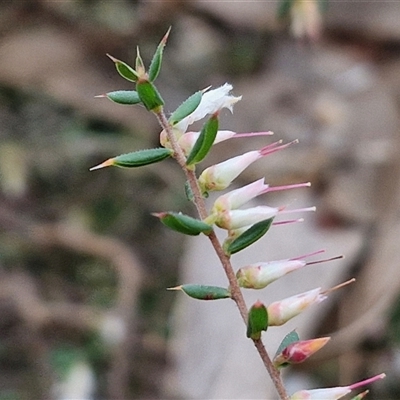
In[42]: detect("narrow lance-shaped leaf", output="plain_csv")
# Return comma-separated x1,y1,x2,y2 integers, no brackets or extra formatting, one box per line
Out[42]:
148,26,171,82
274,330,300,358
107,54,139,82
226,218,274,255
102,90,141,105
137,80,164,111
186,113,219,166
247,300,268,340
90,148,173,170
168,284,230,300
153,212,213,236
169,90,203,126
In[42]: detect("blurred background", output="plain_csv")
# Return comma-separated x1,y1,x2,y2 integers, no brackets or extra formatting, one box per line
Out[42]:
1,1,400,399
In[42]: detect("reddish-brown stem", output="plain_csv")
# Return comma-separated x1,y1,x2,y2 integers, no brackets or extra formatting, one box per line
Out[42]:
154,109,289,400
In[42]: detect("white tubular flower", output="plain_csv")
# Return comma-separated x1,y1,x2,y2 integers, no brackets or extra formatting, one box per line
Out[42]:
212,178,311,214
160,84,242,150
215,205,279,230
198,141,294,193
267,288,327,326
290,374,386,400
236,259,307,289
176,83,242,134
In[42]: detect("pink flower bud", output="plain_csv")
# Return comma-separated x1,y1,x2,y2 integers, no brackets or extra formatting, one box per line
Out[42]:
273,337,330,367
267,288,327,326
199,141,296,193
290,374,386,400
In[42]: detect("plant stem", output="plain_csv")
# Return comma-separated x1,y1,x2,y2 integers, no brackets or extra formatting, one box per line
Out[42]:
155,109,289,400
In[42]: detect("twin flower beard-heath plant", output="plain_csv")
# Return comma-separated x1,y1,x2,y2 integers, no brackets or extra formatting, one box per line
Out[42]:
90,28,385,400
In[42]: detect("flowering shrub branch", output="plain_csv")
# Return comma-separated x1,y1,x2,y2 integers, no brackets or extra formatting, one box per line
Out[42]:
91,29,385,400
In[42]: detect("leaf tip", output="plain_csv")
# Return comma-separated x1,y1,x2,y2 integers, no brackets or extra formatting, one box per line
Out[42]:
89,158,114,171
106,53,118,63
167,285,182,291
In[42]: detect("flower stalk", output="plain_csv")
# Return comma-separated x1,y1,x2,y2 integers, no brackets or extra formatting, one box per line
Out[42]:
92,30,385,400
154,106,290,400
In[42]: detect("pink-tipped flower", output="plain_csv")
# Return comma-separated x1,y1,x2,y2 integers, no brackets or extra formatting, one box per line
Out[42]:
177,130,273,156
290,373,386,400
176,83,241,134
198,141,296,193
236,251,343,290
273,337,330,368
212,178,311,214
212,205,315,230
214,205,279,230
236,251,323,289
267,288,327,326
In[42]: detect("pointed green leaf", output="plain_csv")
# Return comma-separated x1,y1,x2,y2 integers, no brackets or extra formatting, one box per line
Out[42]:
137,80,164,111
227,218,274,255
169,284,230,300
107,54,139,82
154,212,213,236
274,330,300,358
113,148,172,168
186,114,219,166
277,0,294,19
106,90,141,105
90,148,173,171
148,27,171,82
247,300,268,339
168,91,202,126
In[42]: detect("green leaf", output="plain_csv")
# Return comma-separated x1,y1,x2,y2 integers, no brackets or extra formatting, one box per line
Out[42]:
186,114,219,166
106,90,141,105
274,330,300,358
107,54,139,82
277,0,294,19
137,80,164,111
247,300,268,339
169,284,231,300
90,148,173,171
148,27,171,82
153,212,213,236
168,91,203,126
227,218,274,255
113,148,172,168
